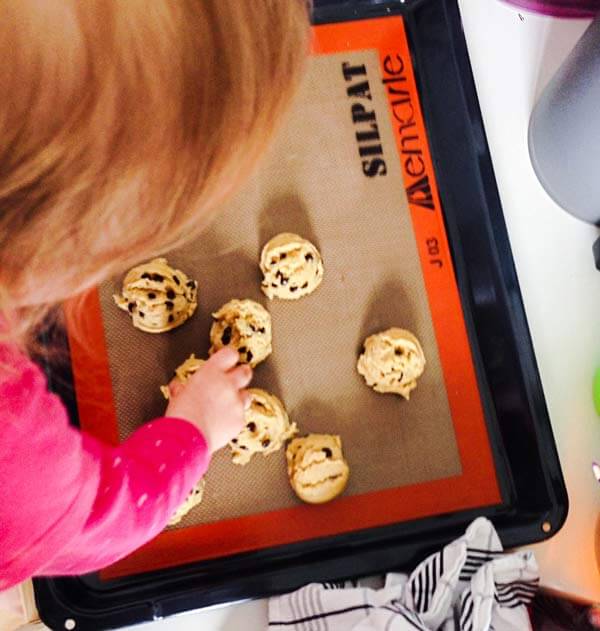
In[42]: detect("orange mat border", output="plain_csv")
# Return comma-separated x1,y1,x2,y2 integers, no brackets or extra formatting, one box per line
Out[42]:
65,16,501,581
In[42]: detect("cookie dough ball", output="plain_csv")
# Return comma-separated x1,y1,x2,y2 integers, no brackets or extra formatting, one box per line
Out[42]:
160,354,205,399
286,434,350,504
260,233,324,300
229,388,297,465
114,258,198,333
209,299,272,366
168,479,205,526
357,328,426,400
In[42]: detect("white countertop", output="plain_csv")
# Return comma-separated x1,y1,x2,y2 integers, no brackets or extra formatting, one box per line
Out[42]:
134,2,600,628
458,0,600,604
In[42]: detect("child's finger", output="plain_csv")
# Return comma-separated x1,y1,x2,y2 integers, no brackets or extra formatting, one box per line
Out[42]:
169,379,185,398
208,347,239,371
229,364,253,389
241,390,252,410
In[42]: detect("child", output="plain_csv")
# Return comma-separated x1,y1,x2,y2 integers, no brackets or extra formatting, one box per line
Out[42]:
0,0,309,592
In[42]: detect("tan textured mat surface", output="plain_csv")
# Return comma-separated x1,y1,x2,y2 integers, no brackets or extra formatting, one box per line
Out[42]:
98,51,461,529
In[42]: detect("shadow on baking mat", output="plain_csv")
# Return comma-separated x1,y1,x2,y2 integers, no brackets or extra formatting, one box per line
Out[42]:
259,194,321,255
358,277,419,349
35,1,567,629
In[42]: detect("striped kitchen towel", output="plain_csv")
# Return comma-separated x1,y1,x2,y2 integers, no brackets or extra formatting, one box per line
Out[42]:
268,518,538,631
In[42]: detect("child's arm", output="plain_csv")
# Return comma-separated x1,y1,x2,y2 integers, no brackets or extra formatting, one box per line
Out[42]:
0,346,248,588
41,416,210,576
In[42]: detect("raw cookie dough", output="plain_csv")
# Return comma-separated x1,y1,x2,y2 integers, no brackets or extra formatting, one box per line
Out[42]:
114,257,198,333
286,434,350,504
168,479,205,526
260,233,324,300
209,299,272,366
160,354,205,399
357,328,426,400
229,388,297,465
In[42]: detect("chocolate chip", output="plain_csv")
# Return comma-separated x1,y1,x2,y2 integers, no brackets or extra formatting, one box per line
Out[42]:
246,422,256,432
173,275,180,285
250,325,256,332
139,311,145,318
395,349,403,356
221,326,232,345
238,346,247,354
262,439,271,448
271,283,277,288
141,272,151,280
186,280,195,288
246,351,253,362
166,289,175,300
231,438,238,444
280,253,287,259
148,292,156,300
322,447,332,458
258,328,266,334
276,270,288,284
301,282,308,289
305,253,314,261
290,286,298,292
165,301,174,310
240,445,248,450
128,302,135,313
168,314,174,323
151,273,164,282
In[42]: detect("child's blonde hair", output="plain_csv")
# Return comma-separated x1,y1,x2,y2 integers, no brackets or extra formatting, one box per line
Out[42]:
0,0,310,350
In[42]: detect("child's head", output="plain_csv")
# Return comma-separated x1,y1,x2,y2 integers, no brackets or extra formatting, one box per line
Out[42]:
0,0,310,347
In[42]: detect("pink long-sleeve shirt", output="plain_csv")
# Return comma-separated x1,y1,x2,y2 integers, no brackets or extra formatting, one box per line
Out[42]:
0,344,210,590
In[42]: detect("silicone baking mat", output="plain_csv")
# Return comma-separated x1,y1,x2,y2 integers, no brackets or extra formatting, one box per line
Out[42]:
66,17,501,580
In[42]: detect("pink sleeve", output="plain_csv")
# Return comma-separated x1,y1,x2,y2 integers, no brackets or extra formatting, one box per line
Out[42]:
0,347,210,588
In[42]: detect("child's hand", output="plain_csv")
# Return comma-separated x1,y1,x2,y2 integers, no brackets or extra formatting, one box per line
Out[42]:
164,348,252,453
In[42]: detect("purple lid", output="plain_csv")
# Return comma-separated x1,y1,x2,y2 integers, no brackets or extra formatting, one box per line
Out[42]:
502,0,600,17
